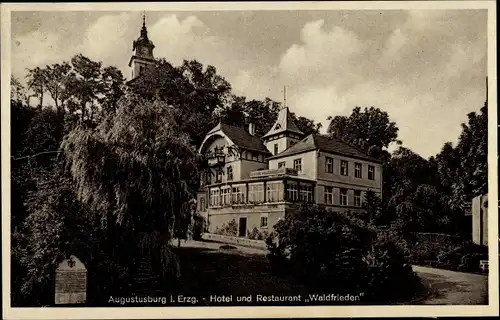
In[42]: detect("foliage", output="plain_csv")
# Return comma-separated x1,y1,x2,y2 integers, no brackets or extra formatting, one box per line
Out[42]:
247,227,269,240
327,106,400,157
61,94,198,283
192,213,207,240
24,54,125,124
214,219,238,237
266,205,420,302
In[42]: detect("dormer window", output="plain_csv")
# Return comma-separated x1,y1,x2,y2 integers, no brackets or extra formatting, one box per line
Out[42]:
274,123,281,130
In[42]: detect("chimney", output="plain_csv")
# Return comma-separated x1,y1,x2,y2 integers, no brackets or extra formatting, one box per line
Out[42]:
248,123,255,136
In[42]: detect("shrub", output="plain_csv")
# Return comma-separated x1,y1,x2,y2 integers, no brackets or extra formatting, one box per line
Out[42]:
192,214,206,240
247,227,269,240
437,243,488,272
214,219,238,236
266,205,420,302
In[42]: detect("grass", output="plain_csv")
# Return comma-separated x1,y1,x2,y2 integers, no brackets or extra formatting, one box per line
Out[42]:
172,246,309,302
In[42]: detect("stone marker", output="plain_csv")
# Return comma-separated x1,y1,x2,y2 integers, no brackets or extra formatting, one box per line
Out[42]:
55,255,87,305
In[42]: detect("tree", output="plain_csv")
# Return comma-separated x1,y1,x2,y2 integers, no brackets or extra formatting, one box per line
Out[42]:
61,94,199,290
100,66,125,115
242,98,281,137
65,54,104,123
26,67,46,109
11,76,28,105
327,106,400,158
290,113,322,135
42,62,72,113
451,105,488,211
130,59,232,147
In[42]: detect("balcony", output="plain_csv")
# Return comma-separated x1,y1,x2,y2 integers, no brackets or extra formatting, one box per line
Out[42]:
249,167,298,179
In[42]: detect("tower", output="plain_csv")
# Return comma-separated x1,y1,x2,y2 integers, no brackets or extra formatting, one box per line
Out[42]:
262,107,304,156
128,13,156,79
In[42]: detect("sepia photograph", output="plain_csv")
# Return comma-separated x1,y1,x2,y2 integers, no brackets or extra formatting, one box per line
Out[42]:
1,1,498,319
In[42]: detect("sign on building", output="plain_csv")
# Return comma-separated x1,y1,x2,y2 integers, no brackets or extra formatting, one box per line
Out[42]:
55,255,87,305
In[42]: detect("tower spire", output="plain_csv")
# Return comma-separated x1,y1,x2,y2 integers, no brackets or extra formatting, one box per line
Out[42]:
283,85,287,109
140,11,148,39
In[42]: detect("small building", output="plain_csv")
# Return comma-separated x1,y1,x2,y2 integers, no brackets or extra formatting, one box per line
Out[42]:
196,107,383,238
472,194,488,246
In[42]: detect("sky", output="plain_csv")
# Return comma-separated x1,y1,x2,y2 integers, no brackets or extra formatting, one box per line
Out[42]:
10,9,488,158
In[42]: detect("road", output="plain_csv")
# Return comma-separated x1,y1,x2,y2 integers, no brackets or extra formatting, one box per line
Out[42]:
412,265,488,305
179,240,489,305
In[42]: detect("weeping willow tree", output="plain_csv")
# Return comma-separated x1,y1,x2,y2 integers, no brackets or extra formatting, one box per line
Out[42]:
61,94,199,292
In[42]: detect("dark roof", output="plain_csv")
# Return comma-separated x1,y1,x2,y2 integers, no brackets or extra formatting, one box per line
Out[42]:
263,107,304,138
208,123,271,154
268,134,381,163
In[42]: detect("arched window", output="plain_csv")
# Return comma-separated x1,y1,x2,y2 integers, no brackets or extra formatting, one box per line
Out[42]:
227,166,233,181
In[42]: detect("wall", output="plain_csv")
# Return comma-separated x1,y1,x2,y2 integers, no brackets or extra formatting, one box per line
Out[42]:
265,135,300,155
316,151,382,191
240,159,268,179
472,194,488,246
207,204,286,236
268,150,317,180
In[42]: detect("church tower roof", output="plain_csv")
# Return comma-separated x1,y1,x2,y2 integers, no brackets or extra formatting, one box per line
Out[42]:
262,107,304,139
132,12,155,52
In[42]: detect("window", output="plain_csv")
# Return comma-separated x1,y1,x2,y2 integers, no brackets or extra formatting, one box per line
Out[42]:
221,186,231,206
324,186,333,204
354,190,362,207
278,161,286,169
286,181,298,201
368,165,375,180
294,159,302,172
248,183,264,203
227,166,233,181
274,143,279,155
199,198,205,212
266,181,283,202
252,152,258,161
340,188,348,206
289,140,296,148
210,188,220,207
340,160,348,176
216,170,223,183
205,172,211,185
231,185,246,204
355,163,362,178
260,214,268,228
325,157,333,173
300,184,313,202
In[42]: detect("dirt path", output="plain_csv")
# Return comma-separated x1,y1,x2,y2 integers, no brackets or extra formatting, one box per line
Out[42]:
180,240,488,305
412,265,488,305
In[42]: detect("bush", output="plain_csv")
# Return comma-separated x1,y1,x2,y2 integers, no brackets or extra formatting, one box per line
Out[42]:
437,243,488,272
247,227,269,240
406,232,465,265
266,205,421,302
192,214,206,240
214,219,238,236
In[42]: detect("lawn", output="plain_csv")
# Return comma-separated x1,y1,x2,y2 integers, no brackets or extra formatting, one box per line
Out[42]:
171,245,311,305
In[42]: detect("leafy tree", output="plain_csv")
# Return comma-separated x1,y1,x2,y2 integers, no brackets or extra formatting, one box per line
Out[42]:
291,115,322,136
327,106,400,158
242,98,281,137
130,59,232,147
65,54,104,122
42,62,72,113
26,67,46,109
61,94,199,289
100,66,125,115
451,105,488,211
11,76,28,105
